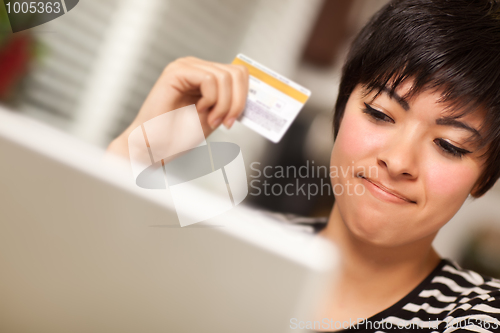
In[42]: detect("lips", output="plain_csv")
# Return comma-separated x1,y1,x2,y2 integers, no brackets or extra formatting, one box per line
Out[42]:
358,175,416,204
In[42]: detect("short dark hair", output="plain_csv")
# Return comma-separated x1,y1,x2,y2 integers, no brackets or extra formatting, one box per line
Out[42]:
333,0,500,197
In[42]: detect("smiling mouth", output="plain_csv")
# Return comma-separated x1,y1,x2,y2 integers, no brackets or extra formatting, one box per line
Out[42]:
357,175,416,204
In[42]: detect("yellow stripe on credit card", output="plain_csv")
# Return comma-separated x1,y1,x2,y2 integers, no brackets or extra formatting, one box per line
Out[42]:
232,57,309,104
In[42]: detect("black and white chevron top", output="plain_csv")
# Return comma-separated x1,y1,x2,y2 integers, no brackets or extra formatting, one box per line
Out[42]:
262,211,500,333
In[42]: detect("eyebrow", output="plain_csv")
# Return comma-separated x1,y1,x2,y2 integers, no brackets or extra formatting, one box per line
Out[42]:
378,86,481,138
380,86,410,111
436,117,481,139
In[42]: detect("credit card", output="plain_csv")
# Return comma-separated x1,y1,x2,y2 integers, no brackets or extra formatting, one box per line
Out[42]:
232,54,311,143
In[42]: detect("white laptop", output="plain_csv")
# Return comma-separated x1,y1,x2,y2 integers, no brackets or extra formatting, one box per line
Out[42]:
0,106,337,333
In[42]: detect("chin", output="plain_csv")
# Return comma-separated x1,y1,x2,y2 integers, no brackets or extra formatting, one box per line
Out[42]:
339,198,408,247
347,214,395,246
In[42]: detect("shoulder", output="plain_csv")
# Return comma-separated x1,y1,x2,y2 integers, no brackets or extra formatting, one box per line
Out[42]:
431,260,500,332
254,210,328,234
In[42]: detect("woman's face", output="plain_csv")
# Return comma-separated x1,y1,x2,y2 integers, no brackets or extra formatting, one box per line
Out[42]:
330,81,486,246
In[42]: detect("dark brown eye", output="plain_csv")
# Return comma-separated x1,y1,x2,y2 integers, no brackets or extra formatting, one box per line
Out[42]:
434,138,471,158
362,103,395,124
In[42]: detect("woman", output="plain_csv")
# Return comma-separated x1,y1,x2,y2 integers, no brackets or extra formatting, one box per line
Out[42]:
108,0,500,331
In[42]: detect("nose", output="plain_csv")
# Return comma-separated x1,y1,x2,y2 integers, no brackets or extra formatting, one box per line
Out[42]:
377,132,419,180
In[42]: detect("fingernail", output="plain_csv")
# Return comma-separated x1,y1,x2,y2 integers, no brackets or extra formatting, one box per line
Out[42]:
210,117,222,129
224,117,236,129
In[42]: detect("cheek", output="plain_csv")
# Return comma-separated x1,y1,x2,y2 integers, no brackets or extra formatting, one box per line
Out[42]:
425,160,478,198
333,112,386,162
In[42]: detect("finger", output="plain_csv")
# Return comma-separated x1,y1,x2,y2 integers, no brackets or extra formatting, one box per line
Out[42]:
186,62,233,129
213,63,249,128
179,59,248,126
165,62,218,114
197,72,218,115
